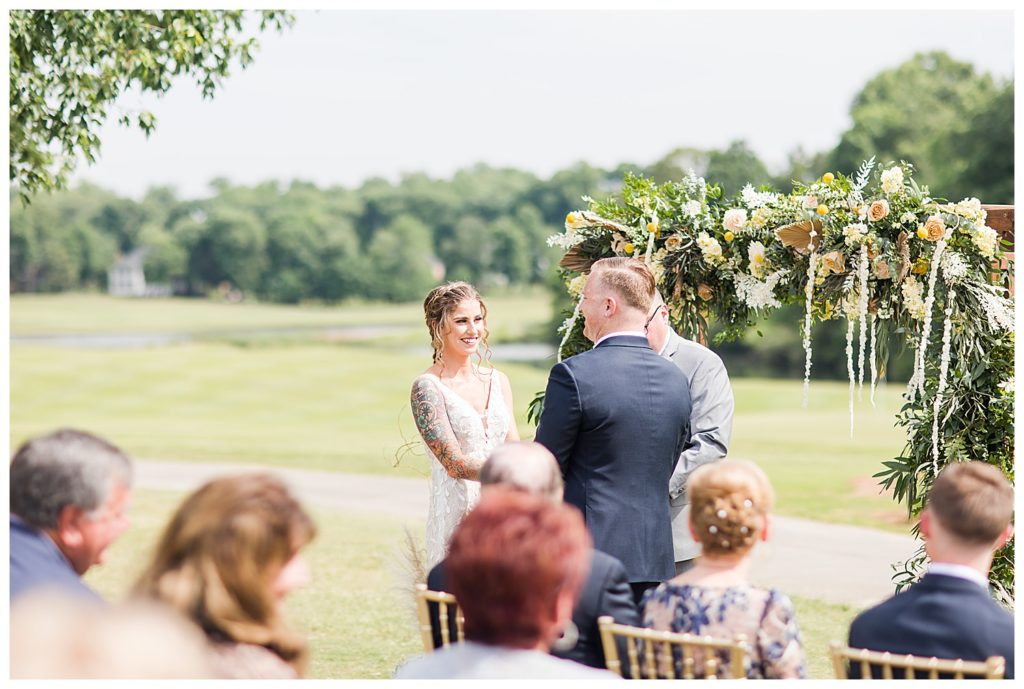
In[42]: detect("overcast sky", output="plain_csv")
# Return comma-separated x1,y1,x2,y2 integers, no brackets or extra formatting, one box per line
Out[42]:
69,9,1014,199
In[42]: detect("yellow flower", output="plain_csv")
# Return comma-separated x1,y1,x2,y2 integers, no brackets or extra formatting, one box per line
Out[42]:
623,242,635,255
916,226,929,240
817,204,829,216
912,258,929,275
822,172,834,184
724,231,735,243
566,212,575,224
647,221,659,234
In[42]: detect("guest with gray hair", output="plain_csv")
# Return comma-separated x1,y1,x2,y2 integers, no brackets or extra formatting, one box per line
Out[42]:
426,441,638,669
10,428,134,602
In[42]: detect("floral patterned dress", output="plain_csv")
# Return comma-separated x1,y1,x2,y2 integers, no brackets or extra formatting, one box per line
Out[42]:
641,582,806,679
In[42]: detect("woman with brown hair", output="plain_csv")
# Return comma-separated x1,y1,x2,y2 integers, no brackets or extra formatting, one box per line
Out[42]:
133,474,316,679
411,281,519,566
641,460,806,679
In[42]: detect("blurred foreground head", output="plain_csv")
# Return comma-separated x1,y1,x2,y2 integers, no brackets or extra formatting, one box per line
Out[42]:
10,428,133,576
480,441,563,502
447,488,591,650
133,473,316,677
923,461,1013,562
11,591,212,678
688,459,774,557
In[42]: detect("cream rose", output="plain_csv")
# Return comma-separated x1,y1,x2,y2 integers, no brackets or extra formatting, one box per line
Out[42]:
723,209,747,233
868,199,890,222
924,215,946,242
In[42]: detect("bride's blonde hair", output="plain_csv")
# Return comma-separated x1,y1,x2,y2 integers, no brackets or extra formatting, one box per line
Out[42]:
423,281,492,366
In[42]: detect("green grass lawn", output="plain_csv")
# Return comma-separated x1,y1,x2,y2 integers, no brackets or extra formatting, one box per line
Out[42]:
85,488,858,679
11,339,908,530
10,288,553,343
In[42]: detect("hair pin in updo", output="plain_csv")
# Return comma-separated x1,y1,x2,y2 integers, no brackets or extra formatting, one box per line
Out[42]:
743,499,753,509
740,526,749,534
708,525,718,534
716,509,727,519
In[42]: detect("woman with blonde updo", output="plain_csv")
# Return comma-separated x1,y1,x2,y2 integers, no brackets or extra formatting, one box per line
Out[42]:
133,474,316,679
641,460,806,679
411,282,519,566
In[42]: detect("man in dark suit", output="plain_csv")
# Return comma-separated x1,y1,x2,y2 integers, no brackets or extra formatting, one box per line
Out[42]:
10,429,134,604
536,257,692,603
426,441,639,669
848,461,1014,678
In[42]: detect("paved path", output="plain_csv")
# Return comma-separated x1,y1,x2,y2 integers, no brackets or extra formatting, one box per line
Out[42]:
135,460,918,609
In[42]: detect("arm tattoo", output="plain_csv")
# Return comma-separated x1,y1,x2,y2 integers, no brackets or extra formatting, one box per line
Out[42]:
411,379,481,480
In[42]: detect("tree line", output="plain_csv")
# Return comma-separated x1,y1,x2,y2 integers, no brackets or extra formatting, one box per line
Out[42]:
10,51,1012,351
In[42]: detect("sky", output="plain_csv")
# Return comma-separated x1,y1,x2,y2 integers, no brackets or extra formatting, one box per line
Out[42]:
69,9,1015,200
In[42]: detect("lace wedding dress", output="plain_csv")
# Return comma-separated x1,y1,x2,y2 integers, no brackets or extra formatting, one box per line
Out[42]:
416,373,510,567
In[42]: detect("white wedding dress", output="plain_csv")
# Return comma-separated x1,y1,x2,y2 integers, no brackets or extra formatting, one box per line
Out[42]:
417,373,510,568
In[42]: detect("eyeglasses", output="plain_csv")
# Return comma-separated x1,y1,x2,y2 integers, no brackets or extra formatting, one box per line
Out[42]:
643,304,663,333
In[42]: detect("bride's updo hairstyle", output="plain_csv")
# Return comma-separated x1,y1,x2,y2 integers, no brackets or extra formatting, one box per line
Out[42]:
423,281,491,365
689,460,774,556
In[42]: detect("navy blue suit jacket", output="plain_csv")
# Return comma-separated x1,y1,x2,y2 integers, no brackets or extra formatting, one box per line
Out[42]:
10,515,102,603
848,573,1014,678
427,548,639,669
535,335,691,583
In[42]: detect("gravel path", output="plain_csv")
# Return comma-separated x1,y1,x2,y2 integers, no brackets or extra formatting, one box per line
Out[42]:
135,460,918,608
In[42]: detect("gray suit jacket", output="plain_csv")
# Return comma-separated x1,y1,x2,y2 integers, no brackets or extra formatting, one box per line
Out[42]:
660,329,734,562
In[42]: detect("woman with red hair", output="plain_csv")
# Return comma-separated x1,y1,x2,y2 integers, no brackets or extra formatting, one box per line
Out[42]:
396,489,615,678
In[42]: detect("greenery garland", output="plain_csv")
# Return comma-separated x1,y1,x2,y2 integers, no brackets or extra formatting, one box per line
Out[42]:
532,162,1014,603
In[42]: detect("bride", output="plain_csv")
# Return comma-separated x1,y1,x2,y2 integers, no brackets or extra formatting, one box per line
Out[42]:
411,282,519,567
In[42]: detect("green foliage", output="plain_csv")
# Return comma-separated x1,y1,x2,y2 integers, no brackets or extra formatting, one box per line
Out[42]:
828,52,1005,201
9,9,293,198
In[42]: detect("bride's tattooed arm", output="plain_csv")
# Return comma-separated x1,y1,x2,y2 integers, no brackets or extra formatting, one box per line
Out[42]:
411,379,483,480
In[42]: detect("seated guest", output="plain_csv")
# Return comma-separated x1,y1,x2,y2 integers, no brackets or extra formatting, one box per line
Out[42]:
848,461,1014,678
10,429,133,602
426,441,639,668
11,590,213,678
642,460,806,679
396,489,616,678
133,474,316,679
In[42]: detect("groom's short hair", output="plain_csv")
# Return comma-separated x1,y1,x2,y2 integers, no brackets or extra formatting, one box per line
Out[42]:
480,442,563,503
590,257,656,312
928,461,1013,545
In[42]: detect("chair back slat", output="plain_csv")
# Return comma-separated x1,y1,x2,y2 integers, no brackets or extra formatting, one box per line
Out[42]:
596,616,749,680
413,584,464,652
828,640,1006,680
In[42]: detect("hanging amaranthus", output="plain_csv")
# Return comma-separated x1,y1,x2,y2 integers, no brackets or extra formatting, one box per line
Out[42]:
931,289,956,474
908,239,947,400
857,244,869,399
802,246,818,407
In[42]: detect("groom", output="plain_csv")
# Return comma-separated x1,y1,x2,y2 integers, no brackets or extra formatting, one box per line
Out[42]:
536,257,691,603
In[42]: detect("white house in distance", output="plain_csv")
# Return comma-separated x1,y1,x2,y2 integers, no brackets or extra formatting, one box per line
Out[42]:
107,248,172,297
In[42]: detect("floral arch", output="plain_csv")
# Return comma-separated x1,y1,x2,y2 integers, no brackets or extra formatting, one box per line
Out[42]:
539,160,1014,602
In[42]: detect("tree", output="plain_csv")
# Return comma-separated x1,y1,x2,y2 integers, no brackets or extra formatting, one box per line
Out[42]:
9,10,293,198
705,140,773,198
828,52,999,193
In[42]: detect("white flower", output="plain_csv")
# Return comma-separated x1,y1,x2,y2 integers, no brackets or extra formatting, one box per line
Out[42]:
733,269,787,311
973,225,999,258
567,274,588,298
747,241,767,278
900,211,917,226
802,195,819,210
696,232,724,265
998,377,1015,395
751,207,770,228
740,185,777,209
842,222,867,247
880,166,904,195
723,209,748,232
684,200,702,216
940,251,968,284
954,197,986,224
901,276,926,320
